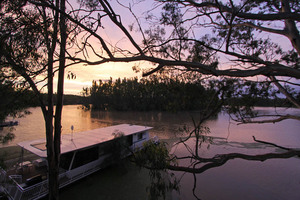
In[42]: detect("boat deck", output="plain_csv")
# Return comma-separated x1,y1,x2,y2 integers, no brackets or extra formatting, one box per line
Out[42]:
6,160,48,188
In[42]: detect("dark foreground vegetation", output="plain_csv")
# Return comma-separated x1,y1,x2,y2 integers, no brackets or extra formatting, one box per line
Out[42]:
1,0,299,199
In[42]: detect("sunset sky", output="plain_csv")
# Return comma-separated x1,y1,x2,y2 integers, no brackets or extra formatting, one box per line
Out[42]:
62,61,146,95
50,0,155,95
52,0,293,95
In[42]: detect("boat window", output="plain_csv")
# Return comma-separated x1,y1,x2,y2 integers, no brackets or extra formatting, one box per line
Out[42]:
60,152,74,170
138,132,143,140
98,142,108,156
71,146,99,169
126,135,133,146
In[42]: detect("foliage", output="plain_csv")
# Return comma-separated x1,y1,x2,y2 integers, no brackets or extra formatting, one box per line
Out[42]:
110,131,128,163
57,0,300,199
87,72,290,117
146,0,299,70
1,0,299,198
0,81,33,122
88,74,218,112
0,75,35,145
0,0,47,77
134,141,179,200
140,0,300,117
1,0,71,199
214,78,277,121
73,0,299,122
0,0,44,146
134,141,172,170
0,132,15,145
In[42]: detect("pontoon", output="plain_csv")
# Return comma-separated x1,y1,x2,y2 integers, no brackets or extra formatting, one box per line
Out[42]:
0,124,152,200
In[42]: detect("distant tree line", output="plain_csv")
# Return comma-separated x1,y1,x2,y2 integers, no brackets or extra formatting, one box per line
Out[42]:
83,75,298,112
0,81,87,123
220,79,299,109
0,81,35,122
85,75,219,112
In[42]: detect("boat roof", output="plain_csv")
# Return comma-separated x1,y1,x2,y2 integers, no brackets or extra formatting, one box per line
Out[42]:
18,124,152,158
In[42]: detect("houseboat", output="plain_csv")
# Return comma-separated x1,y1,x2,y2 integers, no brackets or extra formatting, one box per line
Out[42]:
0,124,153,200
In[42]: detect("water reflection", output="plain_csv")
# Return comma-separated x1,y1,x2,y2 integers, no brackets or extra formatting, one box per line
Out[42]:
168,135,300,200
90,110,208,139
59,160,153,200
3,105,300,147
1,105,300,199
172,156,300,200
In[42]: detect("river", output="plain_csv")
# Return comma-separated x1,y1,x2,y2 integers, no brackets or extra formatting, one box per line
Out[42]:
1,105,300,199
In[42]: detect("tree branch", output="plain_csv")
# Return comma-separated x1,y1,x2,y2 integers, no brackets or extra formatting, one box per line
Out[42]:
230,22,287,36
252,136,291,151
99,0,145,55
68,54,300,78
270,76,300,108
142,64,165,76
167,149,300,174
29,0,114,58
181,0,300,21
1,46,47,117
236,114,300,124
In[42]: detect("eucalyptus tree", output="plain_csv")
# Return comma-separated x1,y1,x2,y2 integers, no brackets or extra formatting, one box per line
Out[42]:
65,0,299,125
61,0,300,194
68,0,299,118
1,0,299,199
137,1,300,197
0,79,36,144
1,0,69,199
147,0,300,121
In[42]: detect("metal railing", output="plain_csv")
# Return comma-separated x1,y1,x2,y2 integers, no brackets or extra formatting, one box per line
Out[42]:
0,167,6,183
1,174,48,200
1,164,102,200
59,164,101,188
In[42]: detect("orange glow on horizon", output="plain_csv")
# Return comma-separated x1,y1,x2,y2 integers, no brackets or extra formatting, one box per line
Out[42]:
62,61,150,95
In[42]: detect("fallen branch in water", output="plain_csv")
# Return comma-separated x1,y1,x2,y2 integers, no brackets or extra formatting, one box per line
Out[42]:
167,137,300,173
252,136,292,151
167,149,300,174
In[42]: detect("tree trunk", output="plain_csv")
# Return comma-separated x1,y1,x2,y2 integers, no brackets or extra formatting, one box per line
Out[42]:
51,0,67,199
45,76,59,200
282,0,300,54
45,0,62,199
45,19,56,200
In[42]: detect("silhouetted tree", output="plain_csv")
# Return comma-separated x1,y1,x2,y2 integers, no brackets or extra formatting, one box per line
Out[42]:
88,74,218,112
1,0,69,199
68,1,300,198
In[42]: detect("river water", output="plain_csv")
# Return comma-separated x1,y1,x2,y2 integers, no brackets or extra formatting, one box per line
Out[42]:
1,105,300,199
